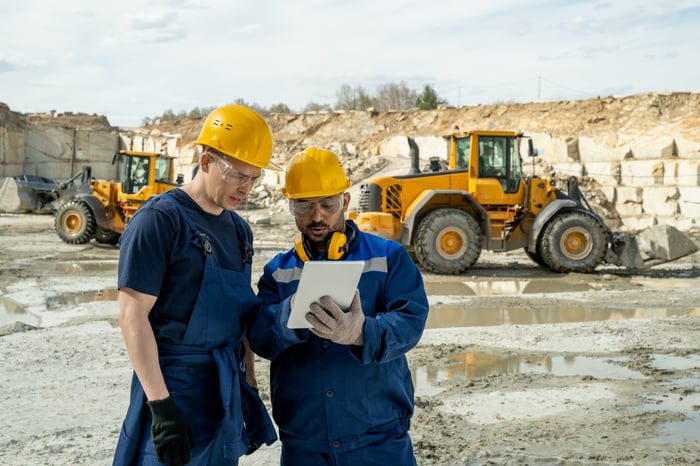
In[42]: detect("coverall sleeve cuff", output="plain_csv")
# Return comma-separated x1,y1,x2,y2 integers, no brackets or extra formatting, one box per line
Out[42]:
350,317,379,363
277,296,309,346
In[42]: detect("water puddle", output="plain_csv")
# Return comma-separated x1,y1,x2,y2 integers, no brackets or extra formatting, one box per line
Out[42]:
412,352,645,397
424,278,595,296
46,288,119,309
425,304,700,328
411,350,700,446
424,277,700,297
0,297,39,327
635,386,700,445
46,261,119,273
650,354,700,371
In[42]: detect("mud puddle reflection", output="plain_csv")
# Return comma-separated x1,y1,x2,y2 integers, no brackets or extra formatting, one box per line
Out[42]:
412,351,700,445
412,352,645,397
425,277,700,328
0,297,39,327
46,288,119,309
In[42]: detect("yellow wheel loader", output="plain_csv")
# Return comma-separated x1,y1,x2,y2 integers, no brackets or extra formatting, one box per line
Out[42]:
54,150,183,245
352,129,697,274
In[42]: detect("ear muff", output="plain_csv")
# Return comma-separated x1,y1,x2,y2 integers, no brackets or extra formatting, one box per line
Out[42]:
326,232,348,260
294,231,350,262
294,233,312,262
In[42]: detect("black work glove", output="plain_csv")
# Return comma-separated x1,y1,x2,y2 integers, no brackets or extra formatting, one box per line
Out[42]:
147,396,195,466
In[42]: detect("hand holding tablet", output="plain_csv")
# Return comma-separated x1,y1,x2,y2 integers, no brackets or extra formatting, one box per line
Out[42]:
288,261,365,329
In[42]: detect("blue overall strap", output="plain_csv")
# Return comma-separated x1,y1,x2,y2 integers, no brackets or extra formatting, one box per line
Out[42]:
161,192,253,268
160,193,212,255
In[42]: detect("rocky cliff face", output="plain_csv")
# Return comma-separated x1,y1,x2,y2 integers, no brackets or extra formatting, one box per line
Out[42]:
3,92,699,231
144,92,699,232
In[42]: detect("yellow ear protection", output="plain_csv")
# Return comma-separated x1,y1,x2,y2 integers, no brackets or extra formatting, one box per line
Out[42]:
294,225,355,262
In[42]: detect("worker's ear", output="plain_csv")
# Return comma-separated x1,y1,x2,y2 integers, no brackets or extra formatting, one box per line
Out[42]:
200,151,214,173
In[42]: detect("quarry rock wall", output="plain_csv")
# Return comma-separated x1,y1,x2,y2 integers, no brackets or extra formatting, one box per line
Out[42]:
1,92,698,231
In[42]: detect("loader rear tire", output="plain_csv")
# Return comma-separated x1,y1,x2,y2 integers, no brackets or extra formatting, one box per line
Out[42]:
524,247,548,268
55,200,96,244
95,227,121,245
414,208,481,274
540,212,607,273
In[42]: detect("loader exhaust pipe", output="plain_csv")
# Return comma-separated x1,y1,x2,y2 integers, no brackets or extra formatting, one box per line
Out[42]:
407,137,420,175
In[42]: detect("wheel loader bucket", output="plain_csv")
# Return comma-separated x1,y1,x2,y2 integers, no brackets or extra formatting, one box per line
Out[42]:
0,177,38,213
606,225,698,270
637,224,699,266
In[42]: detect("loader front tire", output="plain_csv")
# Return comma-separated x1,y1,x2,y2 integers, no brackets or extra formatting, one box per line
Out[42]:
414,208,482,274
55,200,96,244
95,227,121,245
540,212,607,273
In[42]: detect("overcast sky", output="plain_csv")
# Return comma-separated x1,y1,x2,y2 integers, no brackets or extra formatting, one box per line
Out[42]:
1,0,698,127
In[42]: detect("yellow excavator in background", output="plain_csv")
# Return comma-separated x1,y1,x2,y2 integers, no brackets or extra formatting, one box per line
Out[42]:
352,129,697,274
54,150,183,245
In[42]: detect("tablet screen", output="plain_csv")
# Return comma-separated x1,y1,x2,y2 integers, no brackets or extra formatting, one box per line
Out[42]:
288,260,365,329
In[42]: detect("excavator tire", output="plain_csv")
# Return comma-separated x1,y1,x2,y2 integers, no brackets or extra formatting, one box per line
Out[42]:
55,199,96,244
414,208,482,274
95,227,121,245
540,212,607,273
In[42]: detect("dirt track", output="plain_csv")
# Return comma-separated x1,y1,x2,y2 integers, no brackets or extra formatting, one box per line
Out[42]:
1,213,699,465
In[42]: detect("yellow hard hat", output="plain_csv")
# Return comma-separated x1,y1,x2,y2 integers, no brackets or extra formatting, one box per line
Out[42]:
282,147,352,199
195,104,280,169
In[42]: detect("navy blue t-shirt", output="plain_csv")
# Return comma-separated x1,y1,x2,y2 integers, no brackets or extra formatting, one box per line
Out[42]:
117,189,250,331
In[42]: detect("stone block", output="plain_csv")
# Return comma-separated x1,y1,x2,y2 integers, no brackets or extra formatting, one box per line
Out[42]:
579,134,626,162
675,135,700,160
584,162,621,185
414,136,448,162
379,135,412,158
551,162,583,178
676,160,700,186
615,203,643,217
679,200,700,219
663,160,679,186
619,216,656,232
641,186,679,215
620,160,664,186
600,186,616,204
622,133,677,159
531,133,573,163
678,186,700,203
616,186,643,203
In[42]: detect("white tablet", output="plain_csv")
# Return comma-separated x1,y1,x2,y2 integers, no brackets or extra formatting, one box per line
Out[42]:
288,260,365,329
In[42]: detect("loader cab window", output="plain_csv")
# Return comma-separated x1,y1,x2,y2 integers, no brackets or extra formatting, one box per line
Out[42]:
122,156,150,194
455,138,470,169
478,136,522,193
155,157,171,182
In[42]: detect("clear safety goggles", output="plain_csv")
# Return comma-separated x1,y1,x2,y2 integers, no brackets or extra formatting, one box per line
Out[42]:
290,195,344,218
206,150,264,189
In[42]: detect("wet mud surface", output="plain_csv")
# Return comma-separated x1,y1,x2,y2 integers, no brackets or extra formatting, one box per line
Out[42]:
1,213,699,465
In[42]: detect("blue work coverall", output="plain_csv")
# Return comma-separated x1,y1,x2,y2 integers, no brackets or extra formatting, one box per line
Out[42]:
247,220,429,465
113,191,276,465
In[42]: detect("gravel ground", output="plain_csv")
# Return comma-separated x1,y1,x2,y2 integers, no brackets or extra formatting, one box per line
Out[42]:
1,213,699,465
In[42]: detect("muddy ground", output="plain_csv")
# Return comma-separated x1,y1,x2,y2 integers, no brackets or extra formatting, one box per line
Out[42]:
1,212,699,466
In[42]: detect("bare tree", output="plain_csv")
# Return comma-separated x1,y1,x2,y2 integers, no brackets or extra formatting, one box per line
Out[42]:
373,81,417,111
334,84,373,111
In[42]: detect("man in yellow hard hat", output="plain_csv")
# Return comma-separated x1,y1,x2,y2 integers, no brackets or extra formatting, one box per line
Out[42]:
247,147,429,465
114,104,278,466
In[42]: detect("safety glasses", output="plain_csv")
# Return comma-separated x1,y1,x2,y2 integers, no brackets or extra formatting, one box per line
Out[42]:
290,195,344,218
206,150,264,188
